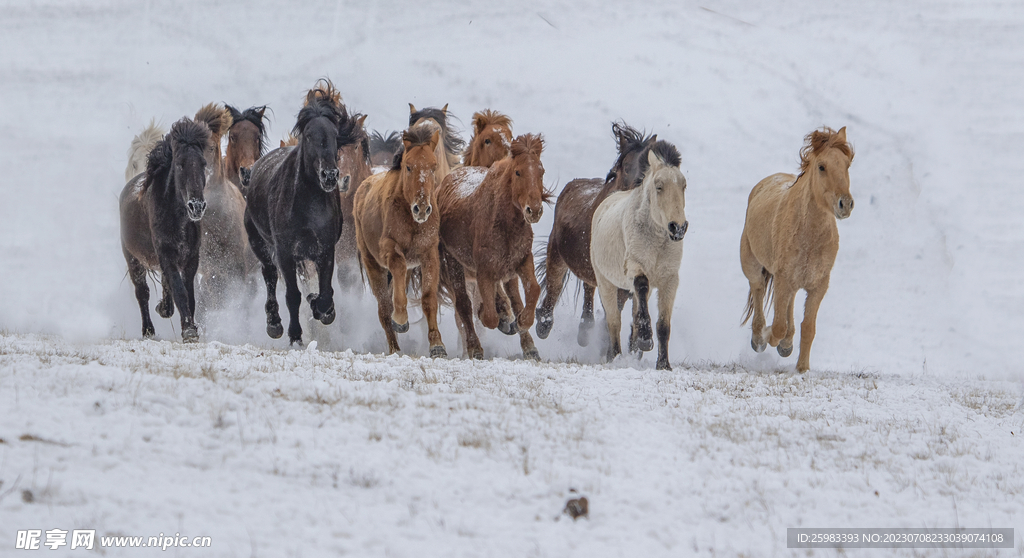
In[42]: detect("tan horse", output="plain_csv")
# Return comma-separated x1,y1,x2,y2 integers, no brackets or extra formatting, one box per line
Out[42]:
353,124,446,357
125,119,165,182
462,110,512,167
741,126,854,372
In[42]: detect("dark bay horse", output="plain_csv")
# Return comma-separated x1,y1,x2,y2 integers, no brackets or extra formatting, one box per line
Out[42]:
535,122,658,346
462,110,513,167
437,134,549,360
244,84,347,345
353,124,446,357
120,118,212,342
225,104,268,191
368,130,402,168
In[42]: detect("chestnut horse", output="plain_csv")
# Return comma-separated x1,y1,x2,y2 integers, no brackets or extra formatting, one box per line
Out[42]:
591,143,687,370
437,134,549,360
462,110,512,167
409,104,464,179
741,127,854,372
120,118,212,342
353,124,446,357
244,84,348,345
535,122,658,346
225,104,268,191
125,119,165,182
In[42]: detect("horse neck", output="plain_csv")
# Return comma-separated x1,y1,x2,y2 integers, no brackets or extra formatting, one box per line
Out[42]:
789,172,835,227
487,165,525,229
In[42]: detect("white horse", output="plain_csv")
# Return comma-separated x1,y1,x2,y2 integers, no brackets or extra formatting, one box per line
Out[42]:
591,143,687,370
125,119,165,182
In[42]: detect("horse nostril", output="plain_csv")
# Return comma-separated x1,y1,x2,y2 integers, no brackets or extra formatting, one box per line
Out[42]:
425,205,432,215
682,221,688,234
412,204,420,214
839,199,844,210
525,207,532,215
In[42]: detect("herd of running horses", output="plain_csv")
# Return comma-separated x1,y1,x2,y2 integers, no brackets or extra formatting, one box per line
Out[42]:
119,79,855,373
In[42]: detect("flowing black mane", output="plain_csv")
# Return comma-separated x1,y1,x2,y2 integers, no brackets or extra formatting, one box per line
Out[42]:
605,122,656,183
226,104,269,156
338,111,371,165
409,106,465,159
143,118,210,192
638,140,683,176
369,130,402,159
293,98,343,138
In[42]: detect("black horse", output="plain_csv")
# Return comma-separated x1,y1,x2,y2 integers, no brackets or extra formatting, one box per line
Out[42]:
120,118,212,342
243,84,349,345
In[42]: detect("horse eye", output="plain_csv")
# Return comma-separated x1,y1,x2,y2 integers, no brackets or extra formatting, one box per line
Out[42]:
406,165,412,172
818,164,825,172
484,139,491,145
515,170,521,177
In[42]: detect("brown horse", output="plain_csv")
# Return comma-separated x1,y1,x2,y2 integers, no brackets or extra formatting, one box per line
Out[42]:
462,110,512,167
535,122,658,346
353,124,446,357
120,117,212,342
334,113,372,288
192,103,252,311
225,105,268,191
437,134,549,360
410,104,464,179
741,127,854,372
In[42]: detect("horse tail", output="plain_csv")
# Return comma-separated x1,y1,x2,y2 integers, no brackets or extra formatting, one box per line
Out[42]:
741,268,773,325
406,268,423,304
534,237,570,302
435,247,456,307
125,119,166,182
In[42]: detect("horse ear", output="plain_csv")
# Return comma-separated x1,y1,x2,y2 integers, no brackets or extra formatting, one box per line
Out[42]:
473,113,486,135
442,103,449,116
647,149,663,170
402,131,414,152
428,129,441,151
837,126,847,143
280,139,287,148
355,114,367,128
255,106,267,119
409,103,417,115
649,134,658,145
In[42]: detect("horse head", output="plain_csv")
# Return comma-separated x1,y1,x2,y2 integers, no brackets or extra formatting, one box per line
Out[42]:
167,118,212,222
466,109,513,167
336,113,369,196
399,124,441,224
801,126,855,220
508,134,548,224
225,105,268,189
294,95,342,193
607,122,657,189
641,142,687,242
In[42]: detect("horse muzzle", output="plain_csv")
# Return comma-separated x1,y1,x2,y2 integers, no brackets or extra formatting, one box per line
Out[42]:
319,168,340,192
186,198,207,222
668,220,688,241
835,196,854,220
339,175,351,194
524,205,542,224
240,166,252,187
411,202,432,224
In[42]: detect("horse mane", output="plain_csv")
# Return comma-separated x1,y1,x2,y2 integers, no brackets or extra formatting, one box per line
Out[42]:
369,130,402,158
605,121,655,183
409,105,465,160
194,103,233,142
226,104,269,156
389,123,436,172
643,140,683,170
338,111,370,165
472,109,512,134
798,127,854,173
305,78,342,108
292,94,343,138
125,119,166,181
142,118,210,191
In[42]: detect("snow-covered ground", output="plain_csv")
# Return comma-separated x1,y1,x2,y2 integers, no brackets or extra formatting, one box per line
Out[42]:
1,0,1022,555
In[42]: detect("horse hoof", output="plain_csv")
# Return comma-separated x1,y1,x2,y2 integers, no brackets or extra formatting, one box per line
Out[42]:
391,319,409,333
156,301,173,319
638,337,654,353
267,322,284,339
498,315,518,335
471,348,485,360
430,345,447,358
535,309,553,339
182,327,199,344
142,326,155,339
777,341,793,358
656,359,672,371
751,338,767,353
523,348,541,361
320,307,336,325
289,337,303,347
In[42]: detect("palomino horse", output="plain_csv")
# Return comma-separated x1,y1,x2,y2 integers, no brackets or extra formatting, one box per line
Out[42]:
536,122,658,346
353,124,447,357
120,118,212,342
741,127,854,372
244,84,347,345
225,104,268,191
368,130,402,168
125,119,165,182
591,142,687,370
462,110,512,167
192,103,253,312
410,104,464,179
437,134,548,360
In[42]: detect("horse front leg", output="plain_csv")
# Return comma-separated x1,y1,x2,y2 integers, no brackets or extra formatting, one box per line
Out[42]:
308,250,336,325
578,282,596,347
767,277,795,351
246,219,282,339
381,238,409,333
508,269,540,361
655,275,679,371
475,271,500,330
124,248,155,338
629,274,654,354
797,283,829,373
277,253,303,346
182,252,201,342
534,243,567,340
419,248,446,358
159,257,197,343
778,294,796,357
596,274,622,362
495,279,518,335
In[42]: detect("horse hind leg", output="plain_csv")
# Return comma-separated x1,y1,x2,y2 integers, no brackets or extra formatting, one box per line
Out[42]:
364,257,400,354
596,276,623,362
535,244,567,340
496,279,518,336
505,277,539,361
741,237,771,353
124,250,155,338
577,282,596,347
777,294,796,358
